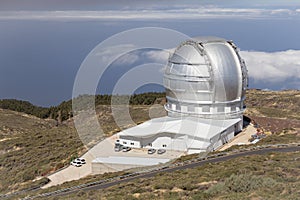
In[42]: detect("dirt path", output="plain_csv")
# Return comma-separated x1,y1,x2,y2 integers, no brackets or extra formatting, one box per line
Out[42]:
218,124,257,151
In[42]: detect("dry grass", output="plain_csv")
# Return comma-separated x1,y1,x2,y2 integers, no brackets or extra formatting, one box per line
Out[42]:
0,109,84,193
245,89,300,120
47,151,300,200
1,89,300,197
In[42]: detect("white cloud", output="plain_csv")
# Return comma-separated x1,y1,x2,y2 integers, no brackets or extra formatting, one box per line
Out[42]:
142,49,172,63
0,7,299,21
271,9,292,14
240,50,300,84
138,49,300,87
139,49,177,74
115,53,139,65
88,44,300,88
94,44,137,64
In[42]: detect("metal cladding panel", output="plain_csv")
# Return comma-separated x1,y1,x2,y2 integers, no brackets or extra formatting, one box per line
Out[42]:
192,36,226,44
166,89,212,102
163,36,247,119
168,63,210,77
169,45,206,64
204,42,242,102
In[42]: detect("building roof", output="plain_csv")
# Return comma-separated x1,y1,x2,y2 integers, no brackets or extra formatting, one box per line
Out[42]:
191,36,226,44
118,116,240,140
166,38,245,103
92,156,170,166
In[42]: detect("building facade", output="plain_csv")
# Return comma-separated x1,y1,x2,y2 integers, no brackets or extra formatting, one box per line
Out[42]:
118,37,248,153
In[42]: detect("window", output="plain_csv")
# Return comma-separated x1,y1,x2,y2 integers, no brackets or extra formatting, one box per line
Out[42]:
130,142,134,145
162,144,167,147
123,141,127,144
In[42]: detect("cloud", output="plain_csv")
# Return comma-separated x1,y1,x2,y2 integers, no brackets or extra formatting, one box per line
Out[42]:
240,50,300,85
142,49,172,63
115,53,140,65
95,46,172,67
141,49,172,74
139,49,300,88
94,44,137,64
109,48,300,88
0,7,299,21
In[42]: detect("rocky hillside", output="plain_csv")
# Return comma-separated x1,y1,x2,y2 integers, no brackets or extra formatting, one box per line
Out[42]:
0,89,299,195
0,103,165,193
0,108,84,193
245,89,300,120
244,89,300,134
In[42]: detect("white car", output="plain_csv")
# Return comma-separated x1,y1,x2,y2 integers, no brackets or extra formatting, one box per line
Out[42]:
148,148,156,154
70,161,82,167
122,146,131,152
157,149,166,154
73,158,86,164
251,139,260,144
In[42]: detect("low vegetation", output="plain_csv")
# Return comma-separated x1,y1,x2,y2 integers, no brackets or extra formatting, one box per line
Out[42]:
0,92,165,123
0,94,165,194
41,151,300,200
0,109,84,193
0,89,299,197
245,89,300,120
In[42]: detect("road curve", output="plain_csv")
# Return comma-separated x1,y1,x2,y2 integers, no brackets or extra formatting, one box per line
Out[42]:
48,145,300,197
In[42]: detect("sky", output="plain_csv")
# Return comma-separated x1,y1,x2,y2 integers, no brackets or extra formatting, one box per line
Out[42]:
0,0,300,106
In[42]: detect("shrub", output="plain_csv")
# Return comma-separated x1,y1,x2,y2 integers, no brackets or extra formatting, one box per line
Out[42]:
205,182,226,196
205,173,278,196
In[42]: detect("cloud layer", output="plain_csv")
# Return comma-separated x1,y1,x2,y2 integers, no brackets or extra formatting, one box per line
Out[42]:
1,7,300,21
119,49,300,89
241,50,300,87
140,50,300,89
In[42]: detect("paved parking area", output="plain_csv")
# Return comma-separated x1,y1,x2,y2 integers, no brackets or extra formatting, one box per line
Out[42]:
43,135,185,188
44,124,255,188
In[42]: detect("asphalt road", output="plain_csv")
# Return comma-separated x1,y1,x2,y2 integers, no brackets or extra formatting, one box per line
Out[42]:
51,145,300,197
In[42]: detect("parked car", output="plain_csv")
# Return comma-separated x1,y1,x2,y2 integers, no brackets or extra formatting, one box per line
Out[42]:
148,148,156,154
251,138,260,144
114,143,124,152
157,149,166,154
74,158,86,164
122,146,131,152
70,160,82,167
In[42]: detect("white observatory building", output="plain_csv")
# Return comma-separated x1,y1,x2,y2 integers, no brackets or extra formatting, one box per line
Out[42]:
118,37,248,154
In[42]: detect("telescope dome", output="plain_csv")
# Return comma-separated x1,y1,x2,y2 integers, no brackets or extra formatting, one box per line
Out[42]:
164,36,248,119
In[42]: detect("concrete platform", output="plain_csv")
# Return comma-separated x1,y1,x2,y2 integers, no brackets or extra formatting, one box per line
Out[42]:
43,134,184,188
43,123,254,188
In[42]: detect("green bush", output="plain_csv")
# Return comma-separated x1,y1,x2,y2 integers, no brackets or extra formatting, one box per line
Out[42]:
206,173,278,196
205,182,226,196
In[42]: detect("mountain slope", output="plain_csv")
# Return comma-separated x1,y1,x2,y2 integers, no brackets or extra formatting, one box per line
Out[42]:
0,109,84,193
0,89,299,196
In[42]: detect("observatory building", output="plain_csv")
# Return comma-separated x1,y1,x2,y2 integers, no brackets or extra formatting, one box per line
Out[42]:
117,37,248,154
